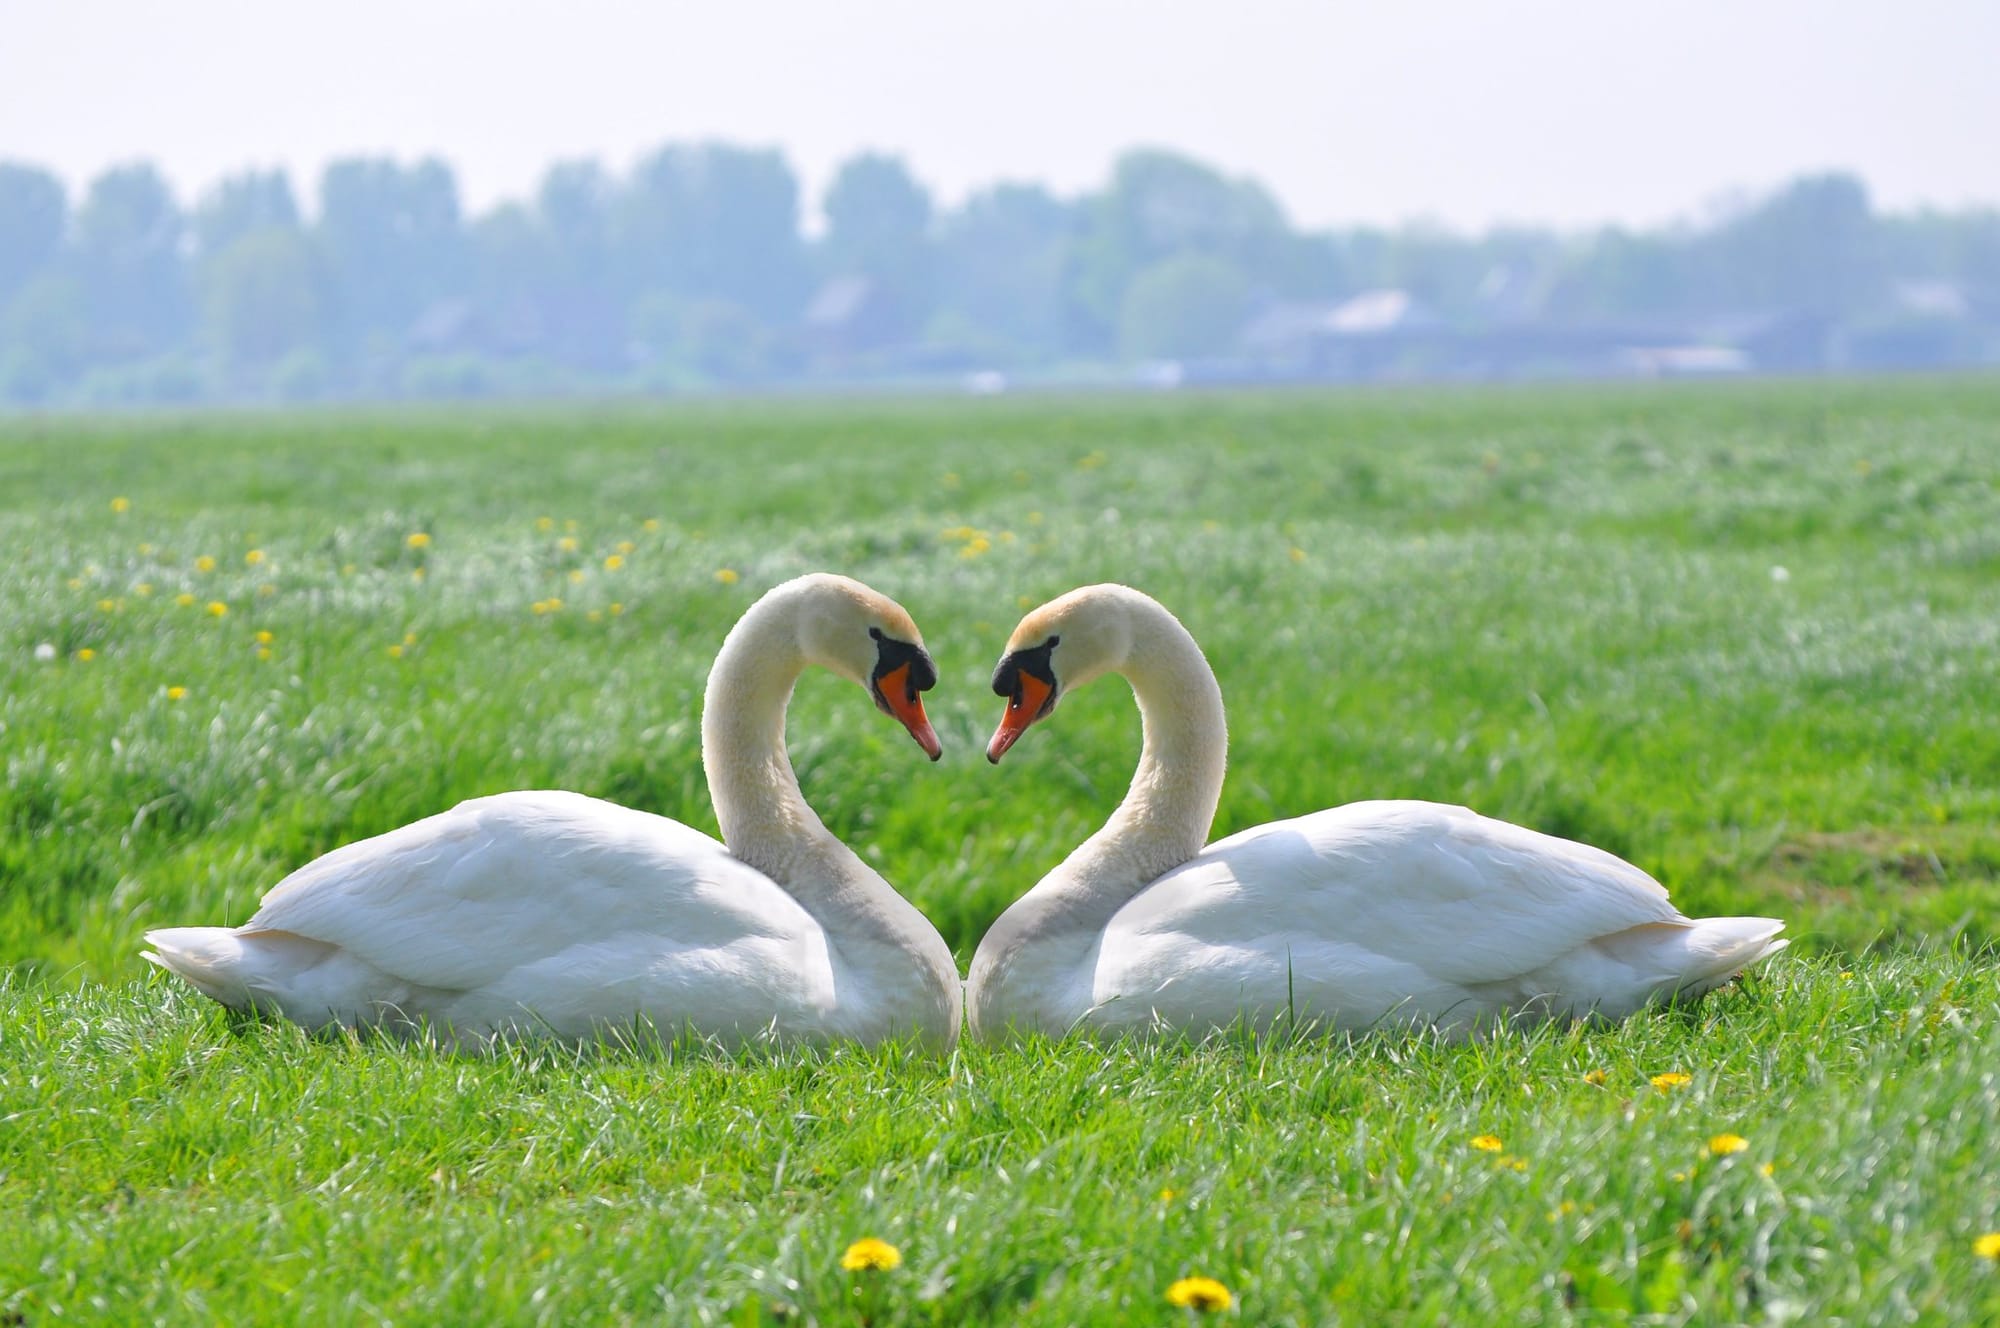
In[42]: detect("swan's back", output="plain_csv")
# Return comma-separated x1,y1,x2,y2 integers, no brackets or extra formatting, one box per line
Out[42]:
146,791,842,1046
1092,800,1785,1035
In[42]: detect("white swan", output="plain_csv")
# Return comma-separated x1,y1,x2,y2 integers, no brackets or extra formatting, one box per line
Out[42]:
145,573,963,1050
967,584,1786,1042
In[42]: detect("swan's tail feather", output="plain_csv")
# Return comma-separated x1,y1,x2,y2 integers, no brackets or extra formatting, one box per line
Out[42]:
1671,916,1788,998
144,927,261,1008
144,926,335,1012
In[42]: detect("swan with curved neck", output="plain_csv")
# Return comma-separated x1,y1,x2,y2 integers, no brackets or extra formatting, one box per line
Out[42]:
146,573,962,1050
968,584,1785,1041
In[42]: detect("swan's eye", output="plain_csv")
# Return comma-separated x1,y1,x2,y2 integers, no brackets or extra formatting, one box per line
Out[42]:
870,635,937,707
990,636,1060,714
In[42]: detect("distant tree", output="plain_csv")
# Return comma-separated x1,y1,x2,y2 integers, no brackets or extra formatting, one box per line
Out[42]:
194,169,301,258
0,162,66,310
71,162,192,362
1064,149,1289,352
1,272,90,400
821,153,935,343
1548,228,1686,320
316,157,465,354
935,183,1075,362
200,228,321,374
535,160,621,367
1118,253,1251,360
674,298,774,384
1698,173,1880,315
468,202,551,357
1945,213,2000,295
615,143,808,324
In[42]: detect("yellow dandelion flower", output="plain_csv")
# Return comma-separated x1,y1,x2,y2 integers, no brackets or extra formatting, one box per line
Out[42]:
615,540,636,556
1165,1276,1232,1312
1470,1135,1504,1152
387,644,404,659
558,536,579,553
195,555,217,573
1500,1154,1529,1171
96,598,117,612
1289,546,1306,563
165,686,187,701
1974,1233,2000,1260
206,601,228,618
544,597,563,613
175,592,196,607
138,542,155,555
407,532,431,549
840,1238,902,1272
1708,1133,1749,1156
586,609,603,622
244,549,265,566
603,554,624,571
1758,1161,1776,1178
76,648,97,662
535,516,554,532
410,569,424,583
716,568,740,585
960,536,992,559
403,632,417,645
609,602,624,616
1158,1188,1176,1203
641,518,661,533
530,600,549,615
111,496,132,513
255,630,274,645
135,583,152,597
1583,1069,1608,1085
1651,1072,1692,1090
567,568,586,584
256,647,273,661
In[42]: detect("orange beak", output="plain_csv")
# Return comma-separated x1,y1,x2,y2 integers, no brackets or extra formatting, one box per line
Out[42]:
875,662,942,761
987,672,1052,764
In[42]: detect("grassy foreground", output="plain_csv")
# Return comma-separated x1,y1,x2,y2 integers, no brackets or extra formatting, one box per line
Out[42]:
3,378,2000,1322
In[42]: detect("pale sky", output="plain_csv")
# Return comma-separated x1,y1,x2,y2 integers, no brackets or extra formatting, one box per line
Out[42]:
4,0,1996,232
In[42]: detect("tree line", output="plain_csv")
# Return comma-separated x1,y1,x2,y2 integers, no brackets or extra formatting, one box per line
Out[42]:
1,145,1995,404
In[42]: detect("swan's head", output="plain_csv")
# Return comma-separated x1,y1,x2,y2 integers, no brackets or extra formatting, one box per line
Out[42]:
790,574,943,761
986,584,1139,763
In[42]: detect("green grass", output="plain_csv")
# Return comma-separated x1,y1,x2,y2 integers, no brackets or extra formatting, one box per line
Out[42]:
4,377,2000,1322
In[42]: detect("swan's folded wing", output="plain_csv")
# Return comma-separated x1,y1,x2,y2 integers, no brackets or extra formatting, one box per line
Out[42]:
1120,799,1686,991
239,790,812,993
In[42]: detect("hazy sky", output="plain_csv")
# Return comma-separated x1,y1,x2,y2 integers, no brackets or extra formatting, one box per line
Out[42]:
5,0,1996,231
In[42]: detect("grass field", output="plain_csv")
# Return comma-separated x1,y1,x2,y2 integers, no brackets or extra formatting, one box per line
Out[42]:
3,378,1999,1323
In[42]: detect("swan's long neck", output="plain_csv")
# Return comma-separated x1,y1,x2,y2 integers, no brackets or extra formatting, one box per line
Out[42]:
700,590,863,909
1070,607,1228,904
974,594,1227,1020
699,581,962,1049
